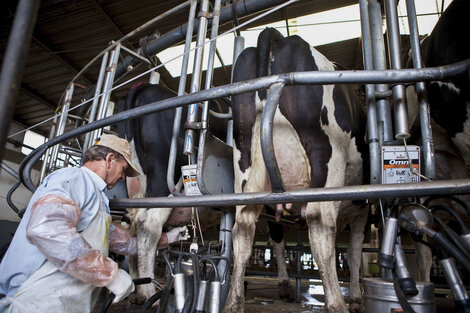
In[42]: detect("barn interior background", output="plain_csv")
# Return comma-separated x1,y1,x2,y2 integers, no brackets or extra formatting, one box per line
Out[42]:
0,0,463,311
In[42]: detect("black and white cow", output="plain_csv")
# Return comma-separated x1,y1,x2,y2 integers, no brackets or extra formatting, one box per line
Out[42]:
224,28,369,313
117,83,187,304
404,0,470,282
409,0,470,171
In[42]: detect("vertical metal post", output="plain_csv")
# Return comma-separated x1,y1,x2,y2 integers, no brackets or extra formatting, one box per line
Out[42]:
0,0,40,164
184,0,210,160
49,84,74,171
200,0,222,128
90,43,121,142
359,0,381,184
384,0,410,139
40,115,58,182
82,51,109,158
217,208,234,309
369,0,394,142
405,0,435,179
167,0,198,195
295,232,301,303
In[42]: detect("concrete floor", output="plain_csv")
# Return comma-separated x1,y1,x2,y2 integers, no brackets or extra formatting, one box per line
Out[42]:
93,276,456,313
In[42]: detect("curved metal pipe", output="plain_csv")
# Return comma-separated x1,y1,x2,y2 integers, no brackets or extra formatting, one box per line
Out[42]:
261,82,286,193
19,60,470,192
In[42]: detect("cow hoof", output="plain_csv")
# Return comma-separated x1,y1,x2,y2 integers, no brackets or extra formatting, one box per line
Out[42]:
348,299,364,313
222,305,243,313
278,281,294,302
325,302,349,313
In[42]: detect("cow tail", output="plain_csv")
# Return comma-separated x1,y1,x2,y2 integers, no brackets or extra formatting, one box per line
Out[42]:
256,28,284,100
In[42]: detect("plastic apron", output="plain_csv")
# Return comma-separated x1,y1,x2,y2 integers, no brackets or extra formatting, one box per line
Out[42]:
4,194,111,313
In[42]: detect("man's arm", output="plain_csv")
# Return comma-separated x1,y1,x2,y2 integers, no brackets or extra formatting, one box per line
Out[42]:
26,194,118,287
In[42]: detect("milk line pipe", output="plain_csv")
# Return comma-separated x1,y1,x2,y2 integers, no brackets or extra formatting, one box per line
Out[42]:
405,0,435,180
19,60,470,191
116,0,294,81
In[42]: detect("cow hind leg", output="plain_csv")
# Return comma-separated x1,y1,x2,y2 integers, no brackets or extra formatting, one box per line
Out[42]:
346,207,368,313
130,207,172,305
267,215,294,301
306,202,348,313
223,205,263,313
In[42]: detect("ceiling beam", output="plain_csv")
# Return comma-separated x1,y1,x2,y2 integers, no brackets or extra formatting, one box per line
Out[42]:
21,83,57,111
32,33,96,84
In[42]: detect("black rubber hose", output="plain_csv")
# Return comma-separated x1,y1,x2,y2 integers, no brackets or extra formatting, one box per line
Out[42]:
424,195,470,217
430,204,470,234
432,215,470,260
181,274,195,313
6,181,21,215
432,232,470,274
157,274,174,313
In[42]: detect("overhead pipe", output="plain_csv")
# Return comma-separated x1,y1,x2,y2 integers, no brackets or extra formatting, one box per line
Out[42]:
19,60,470,191
114,0,290,81
0,0,40,164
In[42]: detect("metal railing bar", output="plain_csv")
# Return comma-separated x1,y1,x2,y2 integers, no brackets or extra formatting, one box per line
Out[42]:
108,178,470,209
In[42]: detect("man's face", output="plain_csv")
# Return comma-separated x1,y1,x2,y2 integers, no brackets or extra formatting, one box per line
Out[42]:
105,155,128,189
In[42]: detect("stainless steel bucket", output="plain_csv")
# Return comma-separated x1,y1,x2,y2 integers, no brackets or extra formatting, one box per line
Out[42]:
363,278,435,313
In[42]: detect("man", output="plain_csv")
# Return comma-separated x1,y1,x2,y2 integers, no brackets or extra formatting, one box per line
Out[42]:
0,134,187,313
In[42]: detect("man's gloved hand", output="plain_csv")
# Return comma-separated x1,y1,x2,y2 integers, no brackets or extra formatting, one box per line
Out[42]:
105,269,135,303
166,226,190,244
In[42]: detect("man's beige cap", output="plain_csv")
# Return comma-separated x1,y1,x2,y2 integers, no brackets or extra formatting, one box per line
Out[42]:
94,134,141,177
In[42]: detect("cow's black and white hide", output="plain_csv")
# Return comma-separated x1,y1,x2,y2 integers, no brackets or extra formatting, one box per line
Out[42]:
224,28,369,313
404,0,470,282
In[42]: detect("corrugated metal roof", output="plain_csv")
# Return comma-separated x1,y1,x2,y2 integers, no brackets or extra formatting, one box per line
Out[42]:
0,0,363,144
